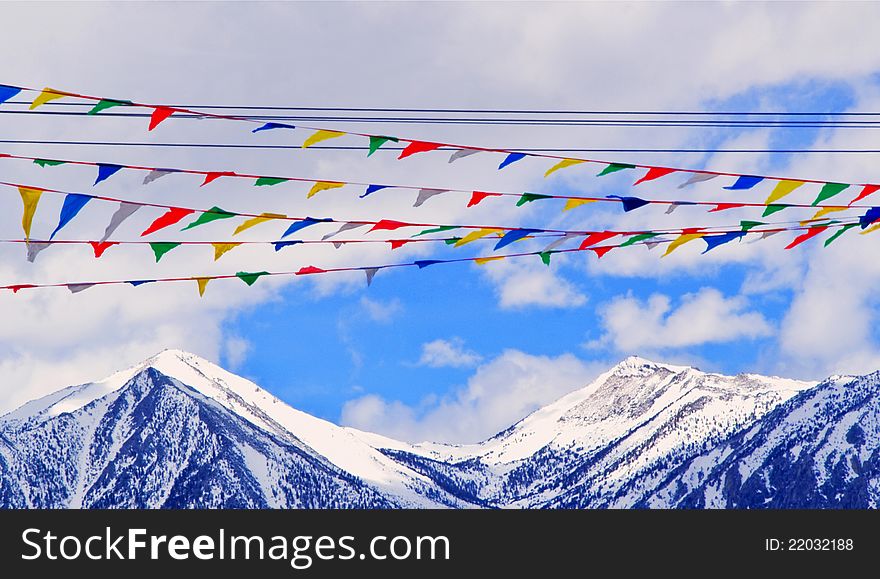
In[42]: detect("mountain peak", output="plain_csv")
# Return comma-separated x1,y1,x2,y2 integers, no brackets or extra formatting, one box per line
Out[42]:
610,355,691,376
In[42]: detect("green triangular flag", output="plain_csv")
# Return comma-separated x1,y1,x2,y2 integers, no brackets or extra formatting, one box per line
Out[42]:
254,177,290,187
414,225,458,237
539,251,552,266
87,99,132,115
762,205,788,217
811,182,850,206
740,220,765,232
181,206,237,230
444,237,462,245
620,233,659,247
597,163,636,176
236,271,270,286
368,135,399,156
824,223,858,247
149,242,181,262
34,159,66,167
516,193,553,207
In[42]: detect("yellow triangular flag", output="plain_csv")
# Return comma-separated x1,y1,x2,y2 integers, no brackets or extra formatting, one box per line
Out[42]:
307,181,345,199
860,223,880,235
544,158,586,178
18,187,42,240
662,233,704,257
454,228,503,247
212,242,241,261
29,87,67,110
809,206,848,221
563,198,596,212
765,180,805,204
195,277,211,297
474,256,505,265
233,212,286,236
302,130,344,149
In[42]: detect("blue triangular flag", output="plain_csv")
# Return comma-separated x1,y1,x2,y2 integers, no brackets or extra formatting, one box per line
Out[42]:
414,260,443,269
498,152,527,170
50,193,92,239
252,122,296,133
701,231,746,253
859,207,880,229
724,175,764,190
361,184,390,198
0,85,21,105
128,279,156,287
607,195,650,212
494,228,541,251
274,240,304,251
94,164,123,186
281,217,330,238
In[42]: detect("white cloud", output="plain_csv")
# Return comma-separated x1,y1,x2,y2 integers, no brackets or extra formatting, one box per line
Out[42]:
341,349,606,443
359,297,403,324
417,338,482,368
223,336,251,371
481,258,587,309
596,288,772,352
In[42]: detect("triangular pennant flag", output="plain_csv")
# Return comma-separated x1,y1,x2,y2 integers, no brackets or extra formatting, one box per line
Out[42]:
87,99,131,115
50,193,91,239
0,85,22,105
542,233,580,252
824,223,858,246
849,184,880,206
545,158,586,178
474,256,505,265
368,219,410,233
274,240,303,252
662,233,705,257
859,207,880,229
619,233,659,247
765,180,805,204
709,202,746,213
307,181,345,199
740,220,765,232
201,171,235,187
810,206,848,221
212,242,241,261
368,136,399,156
759,230,781,240
785,227,827,250
677,173,718,188
282,217,331,237
762,204,789,217
811,182,850,206
67,283,95,294
398,140,444,159
516,193,552,207
633,167,676,186
34,158,66,167
563,198,595,212
303,129,344,149
128,280,156,287
455,228,503,247
296,266,326,275
498,152,527,170
597,163,636,176
414,188,448,207
414,260,442,269
195,277,211,297
181,206,236,230
702,232,746,253
90,241,117,258
255,177,290,187
30,88,66,109
322,222,368,240
332,241,344,249
579,231,617,249
414,225,458,237
361,184,390,198
26,242,51,263
94,163,123,186
364,267,379,286
233,212,286,235
445,237,462,245
861,222,880,235
140,207,195,236
390,239,411,250
143,169,175,185
607,195,650,212
590,246,615,258
665,203,683,214
645,241,662,250
494,228,540,251
101,203,141,241
539,252,552,266
724,175,764,190
7,284,36,293
236,271,270,286
252,122,295,133
449,149,480,163
468,191,502,207
149,107,175,131
18,187,42,240
149,242,181,262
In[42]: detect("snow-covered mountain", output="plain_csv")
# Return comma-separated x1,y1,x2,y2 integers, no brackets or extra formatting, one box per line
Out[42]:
4,350,874,509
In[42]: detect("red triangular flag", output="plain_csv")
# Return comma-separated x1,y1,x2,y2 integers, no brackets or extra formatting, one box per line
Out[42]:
849,184,880,205
140,207,195,236
296,266,326,275
201,171,236,187
709,203,747,212
398,140,444,159
90,241,118,258
578,231,617,249
633,167,676,186
681,227,704,235
785,227,827,250
590,246,615,258
148,107,175,131
9,284,36,293
369,219,410,232
390,239,411,250
467,191,502,207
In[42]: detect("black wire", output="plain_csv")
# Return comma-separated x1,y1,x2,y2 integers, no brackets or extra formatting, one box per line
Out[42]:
0,139,878,153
